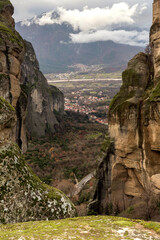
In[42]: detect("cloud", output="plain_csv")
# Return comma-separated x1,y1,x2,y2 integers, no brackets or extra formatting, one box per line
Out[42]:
22,3,143,30
20,2,149,47
138,3,148,14
12,0,152,34
70,30,149,46
58,3,138,31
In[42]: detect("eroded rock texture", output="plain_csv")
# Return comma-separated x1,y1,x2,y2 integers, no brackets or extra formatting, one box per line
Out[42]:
0,0,24,145
0,0,76,224
91,1,160,219
21,41,64,140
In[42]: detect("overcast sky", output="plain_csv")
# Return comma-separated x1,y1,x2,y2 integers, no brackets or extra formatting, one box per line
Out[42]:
12,0,152,47
12,0,152,26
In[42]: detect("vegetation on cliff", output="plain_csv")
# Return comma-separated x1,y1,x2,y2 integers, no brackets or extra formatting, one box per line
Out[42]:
0,96,14,111
149,81,160,101
0,22,23,48
0,1,12,11
108,52,150,121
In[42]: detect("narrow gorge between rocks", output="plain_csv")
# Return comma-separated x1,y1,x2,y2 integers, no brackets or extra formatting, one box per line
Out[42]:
0,1,160,239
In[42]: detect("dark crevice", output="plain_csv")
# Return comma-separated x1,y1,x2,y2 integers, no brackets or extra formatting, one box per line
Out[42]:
90,142,114,214
138,101,143,150
16,99,22,149
4,45,12,103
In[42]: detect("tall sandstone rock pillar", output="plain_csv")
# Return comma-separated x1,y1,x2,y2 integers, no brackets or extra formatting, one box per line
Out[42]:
0,0,25,146
150,0,160,82
91,1,160,220
153,0,160,22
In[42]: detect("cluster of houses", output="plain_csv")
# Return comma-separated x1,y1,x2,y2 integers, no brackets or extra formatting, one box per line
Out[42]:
64,94,109,125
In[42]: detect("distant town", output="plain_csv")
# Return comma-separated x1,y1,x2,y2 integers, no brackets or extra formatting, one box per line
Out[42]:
64,93,109,125
47,74,122,126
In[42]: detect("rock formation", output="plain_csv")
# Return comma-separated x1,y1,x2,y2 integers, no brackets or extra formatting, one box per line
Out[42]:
91,0,160,219
0,0,76,224
20,40,64,141
0,0,24,145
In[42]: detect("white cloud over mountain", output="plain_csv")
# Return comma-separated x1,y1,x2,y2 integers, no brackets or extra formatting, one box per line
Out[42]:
12,0,151,24
70,30,149,47
52,3,138,31
21,2,149,47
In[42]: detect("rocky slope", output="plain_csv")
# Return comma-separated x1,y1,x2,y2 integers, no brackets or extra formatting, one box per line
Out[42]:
0,0,76,224
91,0,160,220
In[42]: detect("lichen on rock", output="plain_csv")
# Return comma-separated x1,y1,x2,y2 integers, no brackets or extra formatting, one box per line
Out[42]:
0,143,76,224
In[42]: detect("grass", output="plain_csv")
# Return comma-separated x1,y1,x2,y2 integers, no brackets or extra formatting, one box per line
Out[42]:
86,132,103,140
0,216,160,240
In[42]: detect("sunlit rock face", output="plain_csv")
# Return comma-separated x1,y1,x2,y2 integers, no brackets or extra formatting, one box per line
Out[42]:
91,1,160,219
0,1,76,224
150,0,160,82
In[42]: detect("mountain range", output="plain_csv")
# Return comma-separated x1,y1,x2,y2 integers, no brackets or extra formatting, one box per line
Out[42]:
16,11,144,74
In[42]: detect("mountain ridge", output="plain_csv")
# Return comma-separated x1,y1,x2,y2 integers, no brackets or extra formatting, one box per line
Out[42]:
16,10,144,73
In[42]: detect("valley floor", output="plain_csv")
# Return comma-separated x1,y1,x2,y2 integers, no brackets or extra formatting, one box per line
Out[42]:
24,111,107,214
0,216,160,240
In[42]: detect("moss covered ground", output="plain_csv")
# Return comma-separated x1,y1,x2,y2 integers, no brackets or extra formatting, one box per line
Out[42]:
0,216,160,240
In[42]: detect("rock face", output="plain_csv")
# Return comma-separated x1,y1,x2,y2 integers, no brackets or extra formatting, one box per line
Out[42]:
0,0,76,224
0,0,24,145
151,0,160,82
91,0,160,219
20,40,64,140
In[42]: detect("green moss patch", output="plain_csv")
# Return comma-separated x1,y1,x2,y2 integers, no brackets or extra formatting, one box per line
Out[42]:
0,22,23,48
0,96,15,111
101,135,111,152
149,81,160,101
108,68,141,119
108,65,144,116
86,132,102,140
141,221,160,234
0,216,159,240
109,89,136,116
122,68,141,88
0,1,12,10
